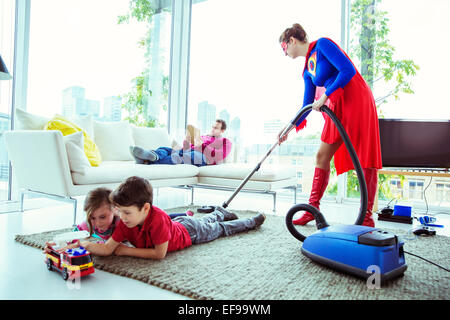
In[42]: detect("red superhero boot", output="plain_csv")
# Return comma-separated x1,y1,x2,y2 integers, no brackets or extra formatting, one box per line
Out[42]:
293,167,330,225
362,168,378,227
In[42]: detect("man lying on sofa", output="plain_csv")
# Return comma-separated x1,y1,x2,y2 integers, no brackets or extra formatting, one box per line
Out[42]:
130,119,232,167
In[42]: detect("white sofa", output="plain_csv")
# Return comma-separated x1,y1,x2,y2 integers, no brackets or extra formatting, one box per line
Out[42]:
4,110,297,226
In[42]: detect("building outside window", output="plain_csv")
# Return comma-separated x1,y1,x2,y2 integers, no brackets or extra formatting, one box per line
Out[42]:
389,178,403,199
408,180,424,200
436,183,450,203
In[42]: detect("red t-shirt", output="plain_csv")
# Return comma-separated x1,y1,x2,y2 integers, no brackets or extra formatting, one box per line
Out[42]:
111,205,192,252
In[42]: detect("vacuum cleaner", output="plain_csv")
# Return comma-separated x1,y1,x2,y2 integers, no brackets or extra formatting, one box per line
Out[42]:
196,102,407,282
285,105,407,283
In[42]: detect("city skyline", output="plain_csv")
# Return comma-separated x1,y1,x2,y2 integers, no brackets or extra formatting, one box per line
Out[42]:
61,85,122,122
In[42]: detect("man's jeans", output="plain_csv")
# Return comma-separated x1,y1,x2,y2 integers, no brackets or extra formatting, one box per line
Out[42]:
173,209,257,244
153,147,207,167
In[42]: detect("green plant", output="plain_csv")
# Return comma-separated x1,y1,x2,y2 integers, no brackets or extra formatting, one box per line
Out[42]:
117,0,155,24
118,0,168,127
349,0,419,107
120,72,157,128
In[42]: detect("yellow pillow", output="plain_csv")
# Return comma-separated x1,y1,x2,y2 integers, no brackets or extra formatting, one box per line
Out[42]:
44,115,102,166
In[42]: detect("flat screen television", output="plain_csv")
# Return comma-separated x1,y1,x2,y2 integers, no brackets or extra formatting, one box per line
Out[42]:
379,119,450,169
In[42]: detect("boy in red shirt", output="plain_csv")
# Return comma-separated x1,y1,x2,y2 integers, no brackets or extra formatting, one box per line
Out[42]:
66,176,265,259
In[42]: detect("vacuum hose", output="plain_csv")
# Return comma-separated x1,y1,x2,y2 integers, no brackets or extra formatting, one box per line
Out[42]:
285,105,368,242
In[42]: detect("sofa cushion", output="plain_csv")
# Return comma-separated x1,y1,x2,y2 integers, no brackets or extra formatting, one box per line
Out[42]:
63,131,91,174
15,108,94,136
198,163,296,182
71,161,199,185
131,126,172,150
69,114,94,139
94,121,135,161
15,108,50,130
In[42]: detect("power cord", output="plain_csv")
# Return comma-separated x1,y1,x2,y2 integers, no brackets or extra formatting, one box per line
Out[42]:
385,197,397,209
404,250,450,272
423,176,432,215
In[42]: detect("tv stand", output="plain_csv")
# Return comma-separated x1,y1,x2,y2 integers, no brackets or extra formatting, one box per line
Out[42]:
379,167,450,178
374,167,450,212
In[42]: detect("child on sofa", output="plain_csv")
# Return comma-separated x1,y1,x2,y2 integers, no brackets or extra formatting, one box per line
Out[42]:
46,176,265,259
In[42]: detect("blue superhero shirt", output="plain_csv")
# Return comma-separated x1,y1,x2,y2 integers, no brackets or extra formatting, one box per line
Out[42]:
295,38,356,127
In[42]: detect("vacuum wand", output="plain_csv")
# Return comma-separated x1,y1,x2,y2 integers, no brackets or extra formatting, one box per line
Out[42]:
222,104,313,209
222,139,279,208
280,105,310,138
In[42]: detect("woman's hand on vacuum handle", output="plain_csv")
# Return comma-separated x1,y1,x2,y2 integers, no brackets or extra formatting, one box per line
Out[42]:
278,125,289,145
312,93,328,111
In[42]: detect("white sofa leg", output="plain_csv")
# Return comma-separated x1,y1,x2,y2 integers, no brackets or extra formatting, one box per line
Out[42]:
273,192,276,212
20,189,78,227
19,189,25,212
71,197,78,228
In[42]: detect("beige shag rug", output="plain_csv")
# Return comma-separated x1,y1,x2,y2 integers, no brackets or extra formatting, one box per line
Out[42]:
15,206,450,300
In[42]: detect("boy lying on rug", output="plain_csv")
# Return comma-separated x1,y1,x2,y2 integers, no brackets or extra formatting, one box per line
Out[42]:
44,176,265,259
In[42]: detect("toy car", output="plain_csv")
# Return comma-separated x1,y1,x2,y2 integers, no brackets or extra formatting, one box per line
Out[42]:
45,246,95,280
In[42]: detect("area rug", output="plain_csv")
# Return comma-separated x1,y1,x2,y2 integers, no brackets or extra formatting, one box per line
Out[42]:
15,206,450,300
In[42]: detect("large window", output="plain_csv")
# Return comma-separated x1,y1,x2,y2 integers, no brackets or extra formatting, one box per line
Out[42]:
188,0,342,197
0,0,15,201
4,0,449,213
0,0,171,205
348,0,450,210
26,0,170,127
348,0,450,121
374,0,450,121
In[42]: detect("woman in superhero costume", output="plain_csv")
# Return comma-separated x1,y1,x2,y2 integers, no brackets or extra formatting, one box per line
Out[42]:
278,24,382,227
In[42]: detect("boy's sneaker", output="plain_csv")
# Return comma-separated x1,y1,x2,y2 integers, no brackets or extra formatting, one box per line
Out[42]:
252,213,266,228
216,206,239,221
132,146,159,162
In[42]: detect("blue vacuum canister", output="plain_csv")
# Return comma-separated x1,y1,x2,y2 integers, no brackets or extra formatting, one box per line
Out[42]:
301,224,407,282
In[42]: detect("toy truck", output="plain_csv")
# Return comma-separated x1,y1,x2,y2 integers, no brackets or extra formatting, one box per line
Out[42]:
44,231,95,280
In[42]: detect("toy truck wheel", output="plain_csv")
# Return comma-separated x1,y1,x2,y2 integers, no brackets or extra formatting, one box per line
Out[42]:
46,259,53,271
62,268,69,281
